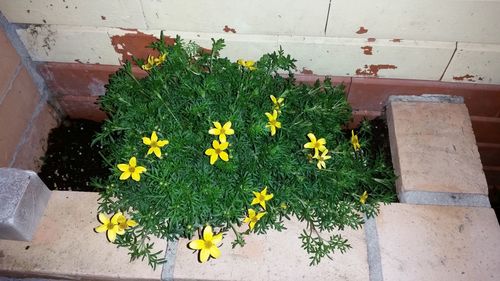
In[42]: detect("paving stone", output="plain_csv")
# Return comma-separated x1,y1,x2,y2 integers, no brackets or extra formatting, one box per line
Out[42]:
375,203,500,281
0,191,165,280
169,217,369,281
386,96,489,206
0,168,51,241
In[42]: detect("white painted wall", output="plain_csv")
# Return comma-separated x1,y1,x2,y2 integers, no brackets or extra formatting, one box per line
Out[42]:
1,0,500,83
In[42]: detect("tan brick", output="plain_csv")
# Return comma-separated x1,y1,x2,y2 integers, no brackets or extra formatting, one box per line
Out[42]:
171,218,369,281
376,203,500,281
0,191,165,280
0,26,21,100
387,98,489,201
0,67,40,167
12,103,60,172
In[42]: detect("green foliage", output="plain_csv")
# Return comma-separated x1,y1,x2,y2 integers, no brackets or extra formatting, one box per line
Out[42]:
93,34,396,267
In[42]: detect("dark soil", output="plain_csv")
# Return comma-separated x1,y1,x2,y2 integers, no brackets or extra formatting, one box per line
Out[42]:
39,118,108,192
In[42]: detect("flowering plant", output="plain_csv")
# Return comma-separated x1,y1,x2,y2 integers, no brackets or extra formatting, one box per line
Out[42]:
93,34,395,268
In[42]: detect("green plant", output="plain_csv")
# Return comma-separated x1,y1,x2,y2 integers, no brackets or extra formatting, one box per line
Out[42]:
93,34,395,268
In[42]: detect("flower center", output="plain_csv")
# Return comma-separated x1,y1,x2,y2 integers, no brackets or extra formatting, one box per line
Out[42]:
150,141,158,148
107,223,115,230
204,241,213,249
258,194,266,201
128,166,136,173
314,142,321,149
215,148,222,154
270,120,277,126
219,128,225,135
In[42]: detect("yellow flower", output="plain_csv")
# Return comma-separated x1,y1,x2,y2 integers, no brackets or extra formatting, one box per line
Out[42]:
114,212,138,231
243,209,266,230
142,131,169,158
265,110,281,136
141,55,155,71
251,187,274,209
313,149,332,170
351,130,361,151
237,59,256,71
188,225,223,263
304,133,327,157
117,157,147,181
208,121,234,143
270,95,284,111
94,213,123,242
204,140,229,165
360,191,368,204
154,53,167,66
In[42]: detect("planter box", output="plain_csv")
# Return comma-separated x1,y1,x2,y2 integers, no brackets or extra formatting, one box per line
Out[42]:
1,96,499,280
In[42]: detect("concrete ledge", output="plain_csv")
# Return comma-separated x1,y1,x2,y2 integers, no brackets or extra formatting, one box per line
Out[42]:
375,203,500,281
400,191,490,207
0,191,165,280
387,94,464,105
0,168,50,241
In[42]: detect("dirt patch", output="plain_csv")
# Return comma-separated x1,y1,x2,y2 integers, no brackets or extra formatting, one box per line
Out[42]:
39,118,107,192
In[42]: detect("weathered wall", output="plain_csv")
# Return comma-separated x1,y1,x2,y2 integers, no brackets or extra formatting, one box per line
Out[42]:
0,0,499,83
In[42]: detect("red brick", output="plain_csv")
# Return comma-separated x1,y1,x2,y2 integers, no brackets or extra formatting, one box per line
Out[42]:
478,143,500,167
349,77,500,117
294,74,352,94
12,103,60,171
471,116,500,144
0,67,40,166
57,95,107,122
39,62,146,98
0,26,21,100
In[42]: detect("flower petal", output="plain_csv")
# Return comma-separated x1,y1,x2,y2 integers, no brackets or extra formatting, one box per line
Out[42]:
265,112,272,120
131,172,141,181
210,246,221,259
98,213,110,224
248,209,256,217
107,229,117,242
223,121,232,130
205,148,215,156
117,164,129,172
208,128,219,135
219,141,229,150
135,166,147,173
147,147,154,155
214,122,222,129
212,140,219,149
127,219,138,227
219,151,229,162
95,224,107,233
111,213,122,224
203,225,213,241
210,154,218,165
256,212,266,219
212,233,223,245
151,131,158,142
129,157,137,167
157,140,169,147
225,128,234,135
249,221,256,230
318,138,326,145
271,126,276,136
189,239,204,250
119,171,131,180
219,134,227,143
307,133,316,142
142,137,152,145
153,147,161,158
199,248,210,263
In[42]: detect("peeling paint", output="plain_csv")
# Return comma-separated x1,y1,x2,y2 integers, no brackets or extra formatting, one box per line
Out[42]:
453,74,478,82
356,26,368,34
223,25,237,33
367,38,376,42
355,64,397,76
26,24,56,56
391,38,402,42
301,67,313,75
361,46,373,55
110,30,175,63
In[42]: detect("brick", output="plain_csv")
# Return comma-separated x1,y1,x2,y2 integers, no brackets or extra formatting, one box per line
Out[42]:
0,67,40,166
0,168,51,241
0,0,146,29
471,116,500,144
169,218,369,281
326,0,500,44
442,43,500,85
387,96,489,205
141,0,330,36
12,103,60,172
0,26,21,100
348,77,500,116
0,191,165,280
57,95,107,122
278,37,454,79
375,203,500,281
